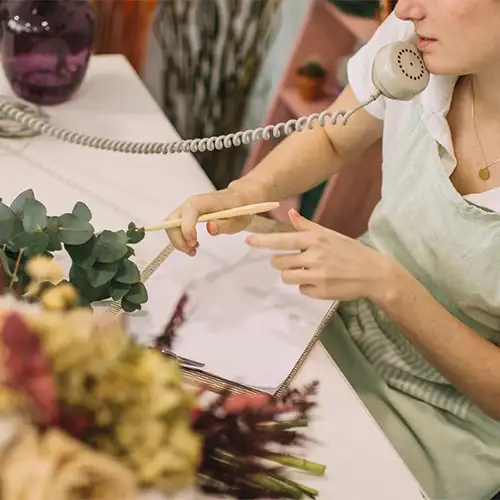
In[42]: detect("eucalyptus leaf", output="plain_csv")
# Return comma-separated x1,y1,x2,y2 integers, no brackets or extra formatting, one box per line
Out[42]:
44,228,62,251
47,216,59,230
72,202,92,222
126,226,145,244
12,231,49,255
70,265,110,302
110,281,130,301
58,213,94,245
10,189,34,215
45,218,61,250
125,282,148,305
96,230,128,263
77,295,91,308
86,262,118,288
64,236,97,269
0,248,17,280
121,298,141,313
69,264,89,290
115,259,140,284
86,284,111,302
22,198,47,232
0,203,23,245
125,246,135,258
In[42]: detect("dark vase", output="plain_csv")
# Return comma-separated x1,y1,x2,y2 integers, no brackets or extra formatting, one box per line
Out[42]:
1,0,95,105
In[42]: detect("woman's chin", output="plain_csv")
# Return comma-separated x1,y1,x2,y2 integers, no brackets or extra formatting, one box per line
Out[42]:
421,51,469,77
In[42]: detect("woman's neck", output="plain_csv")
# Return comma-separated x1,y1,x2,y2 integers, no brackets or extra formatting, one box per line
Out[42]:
470,67,500,117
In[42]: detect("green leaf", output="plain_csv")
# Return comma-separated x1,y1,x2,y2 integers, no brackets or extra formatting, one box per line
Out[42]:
44,228,62,251
22,198,47,232
12,231,49,255
58,213,94,245
126,226,145,244
69,264,89,290
96,230,128,263
86,262,118,288
72,202,92,222
125,246,135,258
115,259,140,284
77,295,92,308
45,216,62,251
0,248,17,280
121,298,141,313
10,189,34,215
125,282,148,305
0,203,23,245
110,281,130,301
47,216,59,229
70,265,110,302
79,282,111,303
64,236,98,269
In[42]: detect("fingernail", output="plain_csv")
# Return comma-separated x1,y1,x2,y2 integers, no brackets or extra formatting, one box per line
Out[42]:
188,248,197,257
187,239,197,248
208,222,218,235
289,209,299,217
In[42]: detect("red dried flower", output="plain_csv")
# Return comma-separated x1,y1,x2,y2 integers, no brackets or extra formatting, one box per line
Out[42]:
0,313,59,426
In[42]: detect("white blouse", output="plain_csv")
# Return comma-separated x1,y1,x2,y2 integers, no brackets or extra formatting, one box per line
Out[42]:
346,12,499,212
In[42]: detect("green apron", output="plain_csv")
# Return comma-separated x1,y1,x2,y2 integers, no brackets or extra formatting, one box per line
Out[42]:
321,103,500,500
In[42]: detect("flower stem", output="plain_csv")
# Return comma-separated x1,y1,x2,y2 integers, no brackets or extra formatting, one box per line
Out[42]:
9,249,23,290
252,473,303,499
274,475,319,498
258,419,308,430
267,454,326,476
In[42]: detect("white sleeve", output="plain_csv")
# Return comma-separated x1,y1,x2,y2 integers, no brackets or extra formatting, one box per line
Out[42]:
347,12,415,120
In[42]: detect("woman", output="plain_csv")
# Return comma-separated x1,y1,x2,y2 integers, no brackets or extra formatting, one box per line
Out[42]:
165,1,500,499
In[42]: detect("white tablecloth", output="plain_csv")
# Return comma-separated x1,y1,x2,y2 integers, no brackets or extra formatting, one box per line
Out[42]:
0,54,426,500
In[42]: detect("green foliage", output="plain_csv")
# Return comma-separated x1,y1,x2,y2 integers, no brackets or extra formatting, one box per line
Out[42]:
0,190,148,312
297,60,326,79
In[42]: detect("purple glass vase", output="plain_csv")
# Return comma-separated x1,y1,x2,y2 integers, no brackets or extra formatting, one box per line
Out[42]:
1,0,95,105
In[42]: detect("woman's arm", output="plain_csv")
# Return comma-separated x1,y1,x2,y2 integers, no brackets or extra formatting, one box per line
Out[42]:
381,265,500,420
228,86,383,203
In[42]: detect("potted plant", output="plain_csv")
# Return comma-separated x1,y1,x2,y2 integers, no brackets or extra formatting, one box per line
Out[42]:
295,58,327,102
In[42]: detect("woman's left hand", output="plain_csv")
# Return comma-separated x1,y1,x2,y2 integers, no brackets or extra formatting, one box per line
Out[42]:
245,209,401,304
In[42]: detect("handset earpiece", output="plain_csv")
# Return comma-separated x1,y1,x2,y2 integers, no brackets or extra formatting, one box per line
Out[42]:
372,41,430,101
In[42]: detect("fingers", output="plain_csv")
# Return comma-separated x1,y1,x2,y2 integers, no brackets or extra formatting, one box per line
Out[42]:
280,268,316,285
298,284,323,298
271,251,310,270
208,215,252,236
288,208,322,232
165,189,251,254
245,231,312,251
180,203,200,249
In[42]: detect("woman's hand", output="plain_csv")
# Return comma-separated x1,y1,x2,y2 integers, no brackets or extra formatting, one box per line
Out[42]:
245,209,402,304
165,187,255,256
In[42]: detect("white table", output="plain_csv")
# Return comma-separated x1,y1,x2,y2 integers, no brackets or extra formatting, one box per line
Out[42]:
0,54,426,500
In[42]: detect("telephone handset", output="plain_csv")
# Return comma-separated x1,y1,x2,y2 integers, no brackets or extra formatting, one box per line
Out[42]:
0,41,430,154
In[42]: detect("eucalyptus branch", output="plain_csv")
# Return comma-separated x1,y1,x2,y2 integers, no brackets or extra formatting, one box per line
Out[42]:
0,190,148,311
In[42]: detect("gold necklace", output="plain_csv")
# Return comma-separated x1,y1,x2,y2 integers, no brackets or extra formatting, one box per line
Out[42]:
471,78,500,180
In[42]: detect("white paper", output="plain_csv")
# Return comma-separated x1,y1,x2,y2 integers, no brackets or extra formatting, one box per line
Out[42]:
126,230,334,391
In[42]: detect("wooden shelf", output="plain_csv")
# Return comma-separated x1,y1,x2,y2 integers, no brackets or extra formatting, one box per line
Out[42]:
280,86,341,118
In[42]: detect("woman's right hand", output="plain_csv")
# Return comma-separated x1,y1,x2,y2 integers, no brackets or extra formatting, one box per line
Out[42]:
165,187,255,256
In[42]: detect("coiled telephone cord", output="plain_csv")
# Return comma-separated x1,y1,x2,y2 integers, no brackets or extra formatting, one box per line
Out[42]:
0,92,379,154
